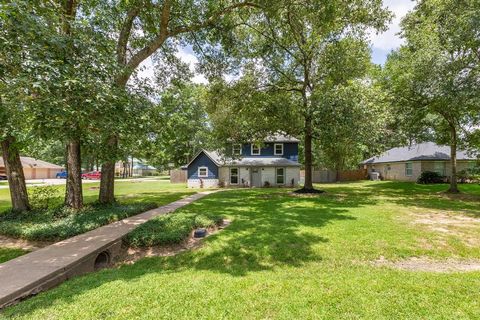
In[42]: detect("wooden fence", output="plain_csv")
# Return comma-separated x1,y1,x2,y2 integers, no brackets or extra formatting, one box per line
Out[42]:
301,168,367,183
170,169,187,183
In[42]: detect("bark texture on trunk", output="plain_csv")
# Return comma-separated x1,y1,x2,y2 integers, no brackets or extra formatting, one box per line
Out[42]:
303,117,314,190
99,136,117,204
1,136,30,211
65,139,83,209
99,161,116,204
447,127,459,193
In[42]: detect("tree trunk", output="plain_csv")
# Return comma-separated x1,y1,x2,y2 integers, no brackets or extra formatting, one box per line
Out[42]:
130,155,134,177
447,126,459,193
99,161,116,204
1,136,30,211
99,136,117,204
65,138,83,209
303,117,314,190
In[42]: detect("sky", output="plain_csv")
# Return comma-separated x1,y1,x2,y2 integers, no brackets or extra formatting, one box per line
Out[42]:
139,0,416,85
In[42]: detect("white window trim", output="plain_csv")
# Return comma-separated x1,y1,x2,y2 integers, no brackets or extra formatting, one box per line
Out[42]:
230,167,239,185
274,143,284,155
405,162,413,177
198,166,208,178
276,167,285,185
251,144,261,155
232,144,242,155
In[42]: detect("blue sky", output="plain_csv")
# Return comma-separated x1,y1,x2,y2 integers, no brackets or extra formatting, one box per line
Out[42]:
369,0,416,64
139,0,416,84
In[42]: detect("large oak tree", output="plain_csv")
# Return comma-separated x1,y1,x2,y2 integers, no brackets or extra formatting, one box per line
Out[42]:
206,0,391,191
383,0,480,193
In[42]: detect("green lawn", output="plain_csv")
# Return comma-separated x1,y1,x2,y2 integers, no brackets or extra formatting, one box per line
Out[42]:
0,180,195,241
3,181,480,319
0,247,28,263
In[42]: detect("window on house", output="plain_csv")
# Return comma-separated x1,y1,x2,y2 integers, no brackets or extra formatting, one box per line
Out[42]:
276,168,285,185
230,168,239,184
274,143,284,155
251,144,261,155
232,144,241,155
198,167,208,177
434,162,446,176
405,162,413,176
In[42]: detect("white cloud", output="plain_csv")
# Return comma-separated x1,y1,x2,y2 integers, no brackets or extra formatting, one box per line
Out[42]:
136,47,208,85
370,0,416,51
175,48,208,84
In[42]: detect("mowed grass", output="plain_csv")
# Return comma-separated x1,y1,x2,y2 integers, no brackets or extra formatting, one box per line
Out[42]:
0,180,195,241
0,247,28,263
2,181,480,319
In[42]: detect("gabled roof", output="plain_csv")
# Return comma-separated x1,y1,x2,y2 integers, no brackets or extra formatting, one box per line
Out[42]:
363,142,478,164
186,150,222,168
0,156,63,169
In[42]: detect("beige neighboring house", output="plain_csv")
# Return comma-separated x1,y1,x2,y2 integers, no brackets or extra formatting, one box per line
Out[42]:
363,142,478,182
0,157,64,180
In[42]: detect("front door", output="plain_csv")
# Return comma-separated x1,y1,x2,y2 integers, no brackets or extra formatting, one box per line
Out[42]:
251,167,262,187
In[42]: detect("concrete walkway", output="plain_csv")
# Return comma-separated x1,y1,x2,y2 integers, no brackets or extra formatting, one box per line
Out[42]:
0,190,217,309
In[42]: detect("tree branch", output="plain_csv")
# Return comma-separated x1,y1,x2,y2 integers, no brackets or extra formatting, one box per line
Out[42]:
168,2,261,37
117,6,140,65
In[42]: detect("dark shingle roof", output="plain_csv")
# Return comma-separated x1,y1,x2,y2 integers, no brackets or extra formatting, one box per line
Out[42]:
264,133,300,143
363,142,477,164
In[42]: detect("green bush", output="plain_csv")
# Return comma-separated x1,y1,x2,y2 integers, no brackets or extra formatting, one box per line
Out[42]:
417,171,444,184
0,202,158,241
458,167,480,183
28,186,62,210
125,210,223,247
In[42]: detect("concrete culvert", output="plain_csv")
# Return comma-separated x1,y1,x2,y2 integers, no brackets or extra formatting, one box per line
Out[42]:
94,251,111,270
194,228,207,238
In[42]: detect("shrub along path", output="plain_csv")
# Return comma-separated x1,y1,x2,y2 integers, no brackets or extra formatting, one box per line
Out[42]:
0,190,218,309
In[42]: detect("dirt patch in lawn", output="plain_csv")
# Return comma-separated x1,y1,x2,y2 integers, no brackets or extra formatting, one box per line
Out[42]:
373,256,480,273
119,219,231,265
438,192,480,202
0,235,52,251
413,211,480,226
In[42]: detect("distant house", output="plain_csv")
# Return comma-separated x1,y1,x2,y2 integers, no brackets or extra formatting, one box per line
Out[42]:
363,142,478,181
114,158,158,177
0,157,63,180
185,134,301,188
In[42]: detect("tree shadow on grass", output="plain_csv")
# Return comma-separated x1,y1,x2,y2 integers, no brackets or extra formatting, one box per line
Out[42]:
4,188,372,317
361,181,480,218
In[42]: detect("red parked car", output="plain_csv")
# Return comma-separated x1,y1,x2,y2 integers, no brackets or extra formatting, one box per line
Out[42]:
81,171,101,180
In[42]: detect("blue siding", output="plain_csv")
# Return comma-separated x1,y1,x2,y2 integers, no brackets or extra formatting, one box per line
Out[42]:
241,142,298,161
187,152,218,179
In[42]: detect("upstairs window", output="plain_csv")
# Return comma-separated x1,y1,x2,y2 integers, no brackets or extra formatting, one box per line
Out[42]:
198,167,208,177
405,162,413,176
232,144,242,155
251,144,261,155
274,143,284,155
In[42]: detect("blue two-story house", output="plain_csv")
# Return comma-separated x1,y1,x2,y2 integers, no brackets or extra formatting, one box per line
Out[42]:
185,134,301,188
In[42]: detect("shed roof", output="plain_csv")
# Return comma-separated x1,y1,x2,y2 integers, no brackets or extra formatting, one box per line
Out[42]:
363,142,477,164
0,157,63,169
